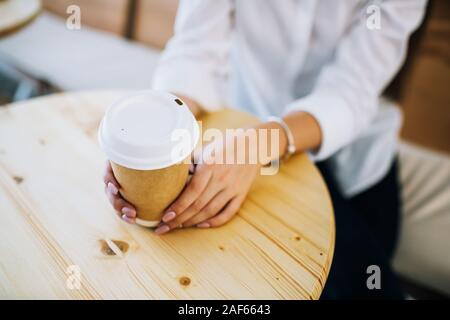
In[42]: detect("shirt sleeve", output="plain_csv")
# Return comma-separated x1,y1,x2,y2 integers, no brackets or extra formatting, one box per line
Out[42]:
151,0,233,111
284,0,428,161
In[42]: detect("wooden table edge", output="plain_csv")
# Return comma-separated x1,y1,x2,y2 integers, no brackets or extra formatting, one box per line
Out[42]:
0,90,336,299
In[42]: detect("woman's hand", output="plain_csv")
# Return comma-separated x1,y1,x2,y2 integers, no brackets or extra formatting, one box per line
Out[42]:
102,107,321,234
103,162,137,224
102,94,201,225
154,130,263,235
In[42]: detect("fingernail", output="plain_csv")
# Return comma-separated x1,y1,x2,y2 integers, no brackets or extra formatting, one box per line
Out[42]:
162,211,176,223
197,222,210,228
121,214,135,224
107,182,118,195
122,207,136,218
155,225,170,235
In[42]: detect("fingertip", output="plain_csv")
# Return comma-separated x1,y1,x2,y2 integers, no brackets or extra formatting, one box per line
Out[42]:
155,225,170,235
121,207,136,218
205,215,227,228
162,211,176,223
107,182,119,195
105,188,115,203
197,222,210,228
121,214,135,224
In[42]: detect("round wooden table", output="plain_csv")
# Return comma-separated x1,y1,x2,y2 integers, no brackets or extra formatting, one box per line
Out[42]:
0,91,334,299
0,0,41,37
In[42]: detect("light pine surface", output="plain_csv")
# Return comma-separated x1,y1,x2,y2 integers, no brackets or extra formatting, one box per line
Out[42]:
0,0,41,37
0,91,334,299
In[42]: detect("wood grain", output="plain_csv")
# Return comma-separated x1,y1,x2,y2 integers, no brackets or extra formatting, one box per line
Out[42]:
0,91,334,299
0,0,41,37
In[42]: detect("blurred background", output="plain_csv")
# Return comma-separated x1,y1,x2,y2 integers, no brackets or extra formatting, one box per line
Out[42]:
0,0,448,154
0,0,449,299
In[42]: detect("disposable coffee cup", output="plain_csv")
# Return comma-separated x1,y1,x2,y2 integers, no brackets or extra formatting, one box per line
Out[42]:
98,91,199,227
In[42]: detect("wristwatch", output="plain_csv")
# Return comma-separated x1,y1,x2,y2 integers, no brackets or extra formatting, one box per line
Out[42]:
267,116,296,161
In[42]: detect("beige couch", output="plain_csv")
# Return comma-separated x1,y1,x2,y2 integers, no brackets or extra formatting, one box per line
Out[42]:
395,142,450,296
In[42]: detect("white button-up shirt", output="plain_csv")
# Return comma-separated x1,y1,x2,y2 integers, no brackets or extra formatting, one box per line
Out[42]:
152,0,427,196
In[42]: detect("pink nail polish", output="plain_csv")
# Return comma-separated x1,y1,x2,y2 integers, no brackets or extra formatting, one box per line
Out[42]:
155,225,170,235
122,207,136,218
162,211,176,223
121,214,135,224
197,222,210,228
108,182,118,195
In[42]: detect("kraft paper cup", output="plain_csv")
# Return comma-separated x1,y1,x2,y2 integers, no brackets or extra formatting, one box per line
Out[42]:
98,91,199,227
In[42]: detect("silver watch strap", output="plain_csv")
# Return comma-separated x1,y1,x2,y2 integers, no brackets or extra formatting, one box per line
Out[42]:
267,116,296,160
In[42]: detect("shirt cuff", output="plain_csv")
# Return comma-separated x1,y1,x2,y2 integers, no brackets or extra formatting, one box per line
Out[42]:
283,92,354,161
152,59,224,112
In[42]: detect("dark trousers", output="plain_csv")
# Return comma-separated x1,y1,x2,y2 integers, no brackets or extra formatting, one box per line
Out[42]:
318,158,404,299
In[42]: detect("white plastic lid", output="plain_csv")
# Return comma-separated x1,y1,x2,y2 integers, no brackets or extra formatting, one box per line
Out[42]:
98,90,199,170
